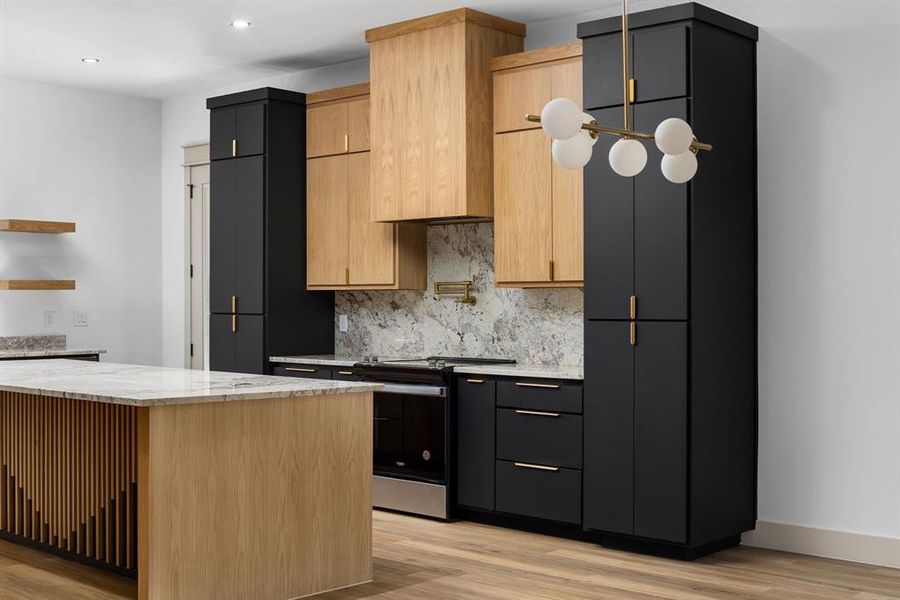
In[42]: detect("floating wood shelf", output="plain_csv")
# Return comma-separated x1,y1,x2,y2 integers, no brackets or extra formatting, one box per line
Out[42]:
0,219,76,233
0,279,76,290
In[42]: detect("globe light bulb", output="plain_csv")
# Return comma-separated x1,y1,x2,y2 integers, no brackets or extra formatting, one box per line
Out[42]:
608,138,647,177
660,151,698,183
552,133,593,170
540,97,583,140
654,118,694,155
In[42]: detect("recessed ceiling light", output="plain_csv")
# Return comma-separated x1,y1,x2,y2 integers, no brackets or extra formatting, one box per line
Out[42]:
230,19,251,30
81,57,100,63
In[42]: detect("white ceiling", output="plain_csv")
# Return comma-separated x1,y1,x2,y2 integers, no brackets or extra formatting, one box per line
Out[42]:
0,0,604,99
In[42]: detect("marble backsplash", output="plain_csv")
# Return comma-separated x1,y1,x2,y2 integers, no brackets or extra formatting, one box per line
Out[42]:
335,223,584,366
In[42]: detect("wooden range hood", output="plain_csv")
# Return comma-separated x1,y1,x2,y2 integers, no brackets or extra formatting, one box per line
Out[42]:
366,8,525,223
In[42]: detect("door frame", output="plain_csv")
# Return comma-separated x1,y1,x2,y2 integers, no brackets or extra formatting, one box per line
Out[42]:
183,143,210,369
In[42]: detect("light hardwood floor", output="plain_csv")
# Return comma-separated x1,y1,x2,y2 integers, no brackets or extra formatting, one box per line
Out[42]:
1,510,898,599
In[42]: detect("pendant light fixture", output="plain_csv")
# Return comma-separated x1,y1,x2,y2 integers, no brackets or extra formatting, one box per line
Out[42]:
526,0,712,182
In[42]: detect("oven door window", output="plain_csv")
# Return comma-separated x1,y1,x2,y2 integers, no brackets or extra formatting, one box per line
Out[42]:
373,390,446,484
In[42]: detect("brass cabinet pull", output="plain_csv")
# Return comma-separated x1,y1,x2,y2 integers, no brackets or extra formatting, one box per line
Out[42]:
629,295,636,319
345,267,350,285
344,134,349,152
231,314,237,333
628,78,636,102
515,409,560,417
514,462,559,472
338,370,353,376
515,382,561,389
549,259,554,281
232,139,237,157
630,322,636,346
285,367,317,373
374,417,389,421
466,379,485,384
231,295,236,313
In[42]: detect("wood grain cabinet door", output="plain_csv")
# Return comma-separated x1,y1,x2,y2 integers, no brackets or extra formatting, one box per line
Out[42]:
348,153,394,286
494,129,552,284
307,103,349,158
347,98,370,152
548,58,584,283
306,155,350,286
493,65,552,133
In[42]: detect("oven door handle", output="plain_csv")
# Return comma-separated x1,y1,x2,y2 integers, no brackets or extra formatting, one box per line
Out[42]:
379,383,447,397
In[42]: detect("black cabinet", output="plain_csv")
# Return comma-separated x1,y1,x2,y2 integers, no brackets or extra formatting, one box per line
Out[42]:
210,103,265,160
210,314,265,374
583,24,688,110
210,156,264,315
580,4,758,555
207,88,334,374
456,378,496,511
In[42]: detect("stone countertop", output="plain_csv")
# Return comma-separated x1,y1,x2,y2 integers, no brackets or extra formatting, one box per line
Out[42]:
0,348,107,359
269,355,583,381
269,354,364,367
0,359,382,407
453,363,583,380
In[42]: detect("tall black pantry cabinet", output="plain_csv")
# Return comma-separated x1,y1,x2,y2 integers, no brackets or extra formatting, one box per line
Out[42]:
579,4,759,556
206,88,334,374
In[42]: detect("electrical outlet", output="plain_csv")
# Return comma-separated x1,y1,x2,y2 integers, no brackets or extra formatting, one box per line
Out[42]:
73,311,89,327
44,311,56,328
338,314,348,333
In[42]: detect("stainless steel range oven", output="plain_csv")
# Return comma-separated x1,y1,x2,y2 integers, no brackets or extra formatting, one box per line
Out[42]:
354,357,515,519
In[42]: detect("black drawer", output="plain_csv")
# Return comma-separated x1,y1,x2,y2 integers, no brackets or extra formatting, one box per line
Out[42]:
272,364,331,379
497,380,582,414
496,409,582,469
332,368,361,381
495,460,581,524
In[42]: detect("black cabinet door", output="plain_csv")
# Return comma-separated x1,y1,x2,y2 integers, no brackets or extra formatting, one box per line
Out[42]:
235,314,265,374
634,99,689,320
234,156,265,315
583,33,623,110
632,25,688,103
210,107,235,160
209,314,236,372
210,160,236,314
235,104,265,157
456,378,496,511
634,321,687,543
583,321,634,535
584,106,634,320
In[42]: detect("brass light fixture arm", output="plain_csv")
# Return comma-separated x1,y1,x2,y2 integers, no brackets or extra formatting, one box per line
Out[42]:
524,114,713,152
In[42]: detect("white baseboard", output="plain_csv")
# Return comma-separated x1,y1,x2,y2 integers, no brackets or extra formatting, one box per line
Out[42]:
742,520,900,568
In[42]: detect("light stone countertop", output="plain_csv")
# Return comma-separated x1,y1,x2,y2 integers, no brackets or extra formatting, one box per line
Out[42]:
0,359,381,407
269,355,583,381
0,348,107,359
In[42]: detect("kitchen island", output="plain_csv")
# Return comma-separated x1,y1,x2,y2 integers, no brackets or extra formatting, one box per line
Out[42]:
0,359,379,600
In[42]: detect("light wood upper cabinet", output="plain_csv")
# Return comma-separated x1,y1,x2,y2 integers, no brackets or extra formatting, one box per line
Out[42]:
307,155,349,286
306,82,371,158
366,8,525,222
491,44,584,288
347,98,370,152
494,129,552,283
306,84,426,290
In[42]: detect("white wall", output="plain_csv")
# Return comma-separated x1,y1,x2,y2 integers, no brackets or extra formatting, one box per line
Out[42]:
157,0,900,549
159,58,369,368
0,77,162,364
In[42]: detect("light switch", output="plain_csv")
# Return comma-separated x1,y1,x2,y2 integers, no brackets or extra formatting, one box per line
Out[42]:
73,311,89,327
338,314,348,332
44,311,56,328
